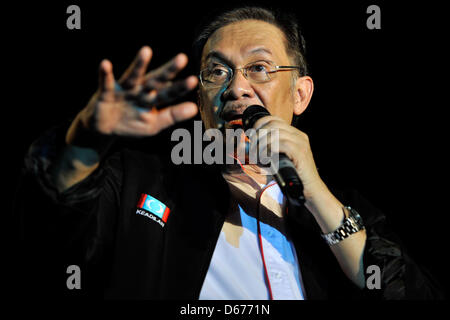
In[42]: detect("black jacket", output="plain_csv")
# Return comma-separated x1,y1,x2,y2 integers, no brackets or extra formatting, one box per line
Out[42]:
13,124,445,299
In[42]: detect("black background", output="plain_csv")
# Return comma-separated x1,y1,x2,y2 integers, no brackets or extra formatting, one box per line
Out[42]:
3,0,449,301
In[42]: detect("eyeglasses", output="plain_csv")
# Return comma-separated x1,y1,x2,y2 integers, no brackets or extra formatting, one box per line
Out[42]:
199,60,303,89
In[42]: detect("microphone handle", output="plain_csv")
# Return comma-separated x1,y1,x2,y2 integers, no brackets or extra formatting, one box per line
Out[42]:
271,154,305,206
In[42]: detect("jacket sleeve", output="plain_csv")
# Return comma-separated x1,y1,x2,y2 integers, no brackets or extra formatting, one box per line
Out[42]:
13,123,123,297
343,189,446,300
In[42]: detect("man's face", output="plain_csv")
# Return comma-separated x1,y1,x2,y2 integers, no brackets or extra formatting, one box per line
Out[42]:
198,20,301,130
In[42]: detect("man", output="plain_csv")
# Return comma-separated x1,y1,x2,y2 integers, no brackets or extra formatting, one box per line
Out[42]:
15,6,443,299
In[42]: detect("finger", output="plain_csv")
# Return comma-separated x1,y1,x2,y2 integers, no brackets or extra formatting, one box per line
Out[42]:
247,124,286,147
139,102,198,133
257,137,298,164
254,127,308,157
99,59,115,93
248,128,282,160
254,117,305,139
145,76,198,107
143,53,189,91
253,116,286,131
119,46,153,90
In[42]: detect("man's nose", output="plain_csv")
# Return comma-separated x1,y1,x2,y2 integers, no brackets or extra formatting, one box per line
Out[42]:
223,69,254,100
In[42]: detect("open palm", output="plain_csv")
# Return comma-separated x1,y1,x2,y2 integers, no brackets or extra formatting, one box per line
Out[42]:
78,46,198,138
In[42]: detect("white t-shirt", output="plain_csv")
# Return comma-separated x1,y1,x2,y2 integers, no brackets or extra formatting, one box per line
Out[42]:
199,166,306,300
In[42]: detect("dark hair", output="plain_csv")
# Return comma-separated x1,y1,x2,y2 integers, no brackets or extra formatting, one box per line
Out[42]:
192,6,308,77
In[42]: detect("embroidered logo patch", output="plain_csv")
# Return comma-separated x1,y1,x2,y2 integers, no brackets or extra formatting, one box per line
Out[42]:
136,193,171,227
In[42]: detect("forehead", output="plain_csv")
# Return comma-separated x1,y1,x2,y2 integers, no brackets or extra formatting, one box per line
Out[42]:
201,20,289,65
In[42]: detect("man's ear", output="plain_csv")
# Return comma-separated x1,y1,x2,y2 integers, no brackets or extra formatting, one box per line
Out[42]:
293,76,314,116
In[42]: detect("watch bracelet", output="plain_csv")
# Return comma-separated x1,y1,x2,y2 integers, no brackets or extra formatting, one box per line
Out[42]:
321,206,365,245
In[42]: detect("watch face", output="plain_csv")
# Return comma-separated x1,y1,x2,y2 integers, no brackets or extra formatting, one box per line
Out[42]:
353,211,364,228
350,208,361,220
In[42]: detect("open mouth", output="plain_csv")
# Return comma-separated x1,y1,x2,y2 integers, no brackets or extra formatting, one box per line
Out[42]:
227,118,243,127
223,114,243,128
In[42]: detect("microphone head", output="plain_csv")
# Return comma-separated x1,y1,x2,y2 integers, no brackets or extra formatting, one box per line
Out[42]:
242,105,271,130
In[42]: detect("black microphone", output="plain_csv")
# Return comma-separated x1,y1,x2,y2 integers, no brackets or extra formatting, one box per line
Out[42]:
242,105,305,206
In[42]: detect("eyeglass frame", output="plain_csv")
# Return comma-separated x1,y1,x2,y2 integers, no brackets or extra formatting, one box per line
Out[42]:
198,60,304,89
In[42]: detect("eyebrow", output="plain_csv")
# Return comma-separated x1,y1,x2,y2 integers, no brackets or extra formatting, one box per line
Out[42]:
203,47,274,68
204,51,235,69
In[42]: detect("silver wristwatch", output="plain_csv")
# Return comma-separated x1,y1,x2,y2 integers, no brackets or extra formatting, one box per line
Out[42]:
321,206,365,245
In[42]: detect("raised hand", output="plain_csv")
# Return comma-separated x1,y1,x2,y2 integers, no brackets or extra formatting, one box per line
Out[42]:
69,46,198,142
